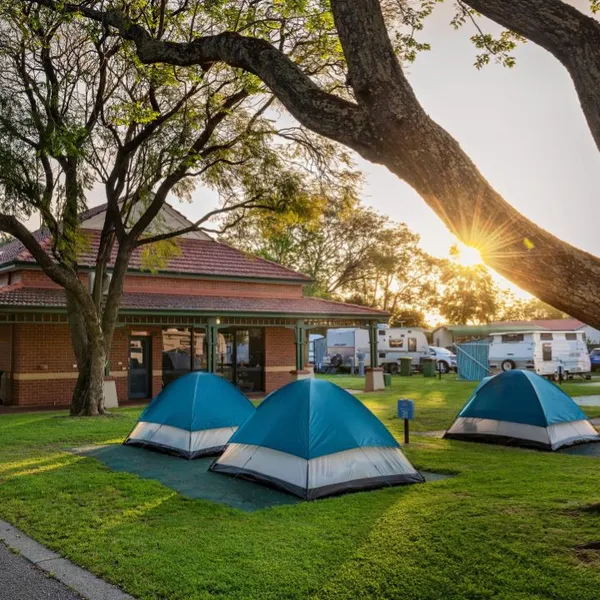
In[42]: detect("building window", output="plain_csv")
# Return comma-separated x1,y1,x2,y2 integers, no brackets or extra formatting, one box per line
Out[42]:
540,333,553,341
501,334,524,343
162,328,207,387
565,333,577,341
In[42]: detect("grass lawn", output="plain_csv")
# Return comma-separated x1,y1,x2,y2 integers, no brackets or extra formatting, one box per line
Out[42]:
2,378,600,599
319,373,600,433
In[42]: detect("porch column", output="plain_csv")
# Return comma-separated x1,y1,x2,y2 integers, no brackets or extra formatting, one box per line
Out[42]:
295,319,306,372
368,323,379,369
365,322,385,392
291,320,312,381
206,317,219,373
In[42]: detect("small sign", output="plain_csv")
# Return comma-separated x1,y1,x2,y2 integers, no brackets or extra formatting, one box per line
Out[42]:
397,399,414,420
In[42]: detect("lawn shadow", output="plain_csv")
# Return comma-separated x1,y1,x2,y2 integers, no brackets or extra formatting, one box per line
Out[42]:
77,444,300,512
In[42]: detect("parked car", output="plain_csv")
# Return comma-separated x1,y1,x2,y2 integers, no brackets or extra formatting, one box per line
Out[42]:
590,348,600,371
429,346,457,373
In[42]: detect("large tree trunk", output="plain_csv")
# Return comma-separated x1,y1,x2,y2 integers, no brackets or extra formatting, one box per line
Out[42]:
59,0,600,327
66,292,107,416
69,338,106,417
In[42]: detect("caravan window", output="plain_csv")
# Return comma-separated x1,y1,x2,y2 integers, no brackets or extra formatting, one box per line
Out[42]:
378,330,386,336
542,343,552,361
389,338,404,348
501,334,524,343
565,333,577,341
540,333,553,341
407,338,417,352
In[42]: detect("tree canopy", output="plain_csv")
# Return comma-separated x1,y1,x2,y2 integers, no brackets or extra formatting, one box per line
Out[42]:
28,0,600,328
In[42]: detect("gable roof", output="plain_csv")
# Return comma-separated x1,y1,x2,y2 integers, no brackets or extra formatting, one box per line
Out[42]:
0,204,311,283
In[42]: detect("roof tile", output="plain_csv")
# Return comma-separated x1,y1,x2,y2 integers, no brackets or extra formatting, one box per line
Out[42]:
0,287,388,318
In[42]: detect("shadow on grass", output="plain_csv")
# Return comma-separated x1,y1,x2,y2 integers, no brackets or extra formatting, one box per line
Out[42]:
0,449,423,600
80,444,300,512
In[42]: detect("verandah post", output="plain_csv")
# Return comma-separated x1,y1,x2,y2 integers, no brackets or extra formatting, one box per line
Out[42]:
206,317,219,373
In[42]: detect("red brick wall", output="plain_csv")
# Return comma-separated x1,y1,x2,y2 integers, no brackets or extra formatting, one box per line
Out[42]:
7,322,298,405
122,275,302,298
17,268,303,299
20,270,88,289
9,323,163,407
264,327,296,393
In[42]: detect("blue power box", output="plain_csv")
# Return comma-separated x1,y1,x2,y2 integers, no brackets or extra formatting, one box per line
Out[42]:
397,399,414,420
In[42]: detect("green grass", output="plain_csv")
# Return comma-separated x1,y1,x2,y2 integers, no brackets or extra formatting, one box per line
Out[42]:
2,379,600,599
319,373,600,432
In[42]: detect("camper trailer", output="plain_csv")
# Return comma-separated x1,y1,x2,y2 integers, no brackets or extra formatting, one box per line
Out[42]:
326,328,371,369
326,326,429,373
488,330,591,379
376,327,430,373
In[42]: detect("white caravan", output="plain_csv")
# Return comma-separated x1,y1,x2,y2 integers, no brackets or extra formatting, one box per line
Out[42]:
326,326,429,373
488,330,591,378
326,328,371,368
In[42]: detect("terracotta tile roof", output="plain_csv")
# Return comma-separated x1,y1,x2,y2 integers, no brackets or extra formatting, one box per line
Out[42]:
0,229,311,282
0,287,388,318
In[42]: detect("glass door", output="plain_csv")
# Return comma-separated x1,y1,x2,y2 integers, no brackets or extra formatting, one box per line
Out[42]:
129,336,151,399
216,328,264,392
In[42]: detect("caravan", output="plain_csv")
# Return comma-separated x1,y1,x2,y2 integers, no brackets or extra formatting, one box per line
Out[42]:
488,330,591,379
326,326,429,373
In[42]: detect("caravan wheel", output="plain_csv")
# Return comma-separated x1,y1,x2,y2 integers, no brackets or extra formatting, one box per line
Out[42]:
501,360,516,371
388,363,399,375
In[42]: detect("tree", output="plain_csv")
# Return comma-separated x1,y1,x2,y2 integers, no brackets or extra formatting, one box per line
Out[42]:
221,193,384,297
30,0,600,328
0,3,345,414
437,256,498,325
497,292,569,321
222,195,438,321
349,223,439,319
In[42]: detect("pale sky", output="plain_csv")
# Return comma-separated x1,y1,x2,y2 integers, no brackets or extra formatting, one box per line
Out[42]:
82,1,599,298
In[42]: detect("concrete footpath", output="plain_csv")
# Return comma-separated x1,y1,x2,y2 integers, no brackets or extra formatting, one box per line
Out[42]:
0,520,135,600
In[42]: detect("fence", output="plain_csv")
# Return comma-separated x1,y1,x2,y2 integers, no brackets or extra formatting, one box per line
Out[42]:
456,340,490,381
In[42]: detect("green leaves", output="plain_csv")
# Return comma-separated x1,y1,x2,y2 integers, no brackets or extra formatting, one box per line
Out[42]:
450,1,526,69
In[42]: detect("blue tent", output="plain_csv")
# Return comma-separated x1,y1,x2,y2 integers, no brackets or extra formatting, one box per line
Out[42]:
444,370,599,450
124,372,255,458
210,379,423,499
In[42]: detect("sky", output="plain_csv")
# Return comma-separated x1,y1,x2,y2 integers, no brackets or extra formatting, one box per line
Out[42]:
83,1,600,297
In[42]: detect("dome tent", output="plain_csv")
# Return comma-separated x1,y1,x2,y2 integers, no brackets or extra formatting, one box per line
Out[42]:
210,379,424,499
444,370,599,451
124,372,255,458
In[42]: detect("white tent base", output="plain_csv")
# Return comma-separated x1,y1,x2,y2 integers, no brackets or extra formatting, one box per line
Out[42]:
444,417,600,451
125,422,237,459
210,443,424,499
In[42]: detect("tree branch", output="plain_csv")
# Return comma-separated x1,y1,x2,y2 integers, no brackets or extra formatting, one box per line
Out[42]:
462,0,600,151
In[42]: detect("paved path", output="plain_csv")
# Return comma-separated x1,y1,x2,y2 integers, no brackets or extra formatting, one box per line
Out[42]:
0,520,135,600
574,395,600,406
0,542,82,600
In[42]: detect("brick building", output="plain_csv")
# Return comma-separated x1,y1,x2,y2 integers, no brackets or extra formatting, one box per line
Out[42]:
0,204,386,407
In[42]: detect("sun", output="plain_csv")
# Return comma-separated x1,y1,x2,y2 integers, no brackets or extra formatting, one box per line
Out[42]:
453,242,484,267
